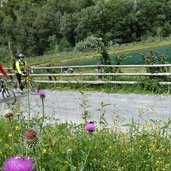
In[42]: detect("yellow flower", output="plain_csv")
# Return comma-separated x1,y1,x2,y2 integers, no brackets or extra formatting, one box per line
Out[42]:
81,121,86,125
15,125,20,131
115,113,119,117
42,148,47,155
8,133,12,138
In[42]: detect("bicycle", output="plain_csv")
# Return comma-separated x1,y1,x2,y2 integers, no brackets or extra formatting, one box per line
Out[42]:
0,79,16,105
21,66,39,95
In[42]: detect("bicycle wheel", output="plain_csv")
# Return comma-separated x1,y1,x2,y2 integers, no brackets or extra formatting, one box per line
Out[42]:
2,88,16,105
28,80,38,95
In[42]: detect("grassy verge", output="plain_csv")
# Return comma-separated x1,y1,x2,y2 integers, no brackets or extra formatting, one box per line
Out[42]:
38,80,171,95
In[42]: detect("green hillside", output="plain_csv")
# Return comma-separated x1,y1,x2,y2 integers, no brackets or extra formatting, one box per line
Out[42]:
28,38,171,66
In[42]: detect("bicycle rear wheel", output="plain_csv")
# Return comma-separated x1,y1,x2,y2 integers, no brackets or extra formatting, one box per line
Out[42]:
28,80,38,95
2,88,16,105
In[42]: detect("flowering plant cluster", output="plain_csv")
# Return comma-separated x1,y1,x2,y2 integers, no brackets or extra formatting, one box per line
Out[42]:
1,89,171,170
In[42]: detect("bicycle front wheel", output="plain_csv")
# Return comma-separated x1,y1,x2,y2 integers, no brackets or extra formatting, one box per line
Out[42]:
28,80,39,95
2,88,16,105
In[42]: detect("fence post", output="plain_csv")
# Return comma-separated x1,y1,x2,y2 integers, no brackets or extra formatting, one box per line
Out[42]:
97,64,102,80
46,69,52,81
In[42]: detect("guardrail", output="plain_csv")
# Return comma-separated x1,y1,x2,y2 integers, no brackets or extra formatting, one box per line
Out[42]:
1,64,171,85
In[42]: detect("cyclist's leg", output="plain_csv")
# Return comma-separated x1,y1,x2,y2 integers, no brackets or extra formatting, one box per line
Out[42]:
16,73,23,92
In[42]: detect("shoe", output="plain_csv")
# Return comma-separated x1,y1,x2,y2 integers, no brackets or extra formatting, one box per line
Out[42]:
15,88,23,93
19,90,23,93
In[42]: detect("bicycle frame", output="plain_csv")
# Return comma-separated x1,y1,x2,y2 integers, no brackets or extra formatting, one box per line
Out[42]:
22,74,38,95
23,74,32,87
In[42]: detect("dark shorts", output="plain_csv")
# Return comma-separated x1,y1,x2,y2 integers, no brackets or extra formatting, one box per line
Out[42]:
16,73,22,84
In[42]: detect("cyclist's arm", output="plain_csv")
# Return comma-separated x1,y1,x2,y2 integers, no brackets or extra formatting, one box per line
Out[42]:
25,61,28,67
16,61,23,74
0,64,8,78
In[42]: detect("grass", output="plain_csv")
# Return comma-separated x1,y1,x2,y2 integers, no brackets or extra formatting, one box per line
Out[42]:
37,74,171,95
0,90,171,170
108,38,171,55
27,38,171,67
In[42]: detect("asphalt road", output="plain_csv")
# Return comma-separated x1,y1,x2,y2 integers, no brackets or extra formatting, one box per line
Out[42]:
0,90,171,127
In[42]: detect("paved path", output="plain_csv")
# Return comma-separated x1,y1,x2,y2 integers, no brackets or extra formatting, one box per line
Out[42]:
0,90,171,126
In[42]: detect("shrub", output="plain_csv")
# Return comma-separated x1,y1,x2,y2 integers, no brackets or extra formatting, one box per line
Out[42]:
74,36,103,52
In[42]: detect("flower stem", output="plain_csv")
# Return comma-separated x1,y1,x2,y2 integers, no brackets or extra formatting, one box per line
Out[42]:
40,98,45,134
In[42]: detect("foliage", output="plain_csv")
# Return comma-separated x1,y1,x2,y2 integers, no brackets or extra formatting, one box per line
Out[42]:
0,0,171,58
75,35,112,72
138,77,167,93
142,50,168,73
74,36,102,52
113,55,132,73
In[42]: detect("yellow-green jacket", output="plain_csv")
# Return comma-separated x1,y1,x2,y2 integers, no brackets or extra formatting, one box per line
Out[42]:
15,60,27,74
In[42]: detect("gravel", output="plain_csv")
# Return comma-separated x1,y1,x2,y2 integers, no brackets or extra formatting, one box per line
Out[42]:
0,90,171,127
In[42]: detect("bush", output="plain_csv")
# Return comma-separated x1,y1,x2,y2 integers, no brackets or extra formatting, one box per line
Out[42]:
74,36,103,52
142,50,168,73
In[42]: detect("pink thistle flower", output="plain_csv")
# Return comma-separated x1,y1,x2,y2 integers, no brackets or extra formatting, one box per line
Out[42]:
85,122,96,132
37,89,46,99
3,157,33,171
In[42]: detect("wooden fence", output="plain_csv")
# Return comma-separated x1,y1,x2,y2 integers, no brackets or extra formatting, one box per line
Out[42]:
1,64,171,85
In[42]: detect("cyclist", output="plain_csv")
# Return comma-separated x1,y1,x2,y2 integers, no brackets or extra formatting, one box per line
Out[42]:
15,53,27,93
0,64,9,79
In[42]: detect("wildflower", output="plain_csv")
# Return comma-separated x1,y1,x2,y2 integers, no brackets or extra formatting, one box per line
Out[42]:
15,126,20,131
85,122,96,132
42,148,47,155
23,129,38,148
37,89,46,99
4,109,14,119
8,134,12,139
3,156,33,171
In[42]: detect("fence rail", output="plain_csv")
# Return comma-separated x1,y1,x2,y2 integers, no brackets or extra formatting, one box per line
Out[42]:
4,64,171,70
1,64,171,85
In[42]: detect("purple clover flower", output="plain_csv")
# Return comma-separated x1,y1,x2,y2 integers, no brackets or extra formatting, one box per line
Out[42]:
37,89,46,99
85,122,96,132
3,157,33,171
